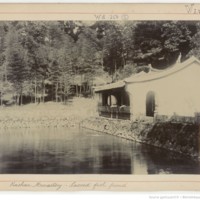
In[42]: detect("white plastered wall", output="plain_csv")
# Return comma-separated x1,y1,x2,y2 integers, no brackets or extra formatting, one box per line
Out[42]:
126,62,200,118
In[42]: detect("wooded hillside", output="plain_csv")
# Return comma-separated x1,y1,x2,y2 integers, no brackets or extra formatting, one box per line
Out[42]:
0,21,199,105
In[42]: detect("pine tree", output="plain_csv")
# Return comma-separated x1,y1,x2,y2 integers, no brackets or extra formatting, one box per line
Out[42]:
5,23,29,105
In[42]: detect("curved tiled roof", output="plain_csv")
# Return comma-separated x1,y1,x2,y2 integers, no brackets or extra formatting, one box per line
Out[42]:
124,56,200,83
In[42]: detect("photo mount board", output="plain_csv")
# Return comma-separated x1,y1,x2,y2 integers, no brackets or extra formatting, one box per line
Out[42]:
0,3,199,192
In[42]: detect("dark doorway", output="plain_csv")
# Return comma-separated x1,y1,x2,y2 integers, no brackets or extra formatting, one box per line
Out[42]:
146,91,155,117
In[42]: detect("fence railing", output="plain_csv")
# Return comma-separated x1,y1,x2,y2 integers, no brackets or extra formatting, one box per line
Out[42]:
97,105,200,124
154,113,200,124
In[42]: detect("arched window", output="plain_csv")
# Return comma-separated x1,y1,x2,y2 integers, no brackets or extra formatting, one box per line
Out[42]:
146,91,155,117
107,95,117,106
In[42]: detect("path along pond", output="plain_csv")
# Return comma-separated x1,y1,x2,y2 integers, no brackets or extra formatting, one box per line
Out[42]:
0,127,199,174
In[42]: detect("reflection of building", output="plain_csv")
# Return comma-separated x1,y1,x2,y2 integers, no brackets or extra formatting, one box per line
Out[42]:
95,56,200,120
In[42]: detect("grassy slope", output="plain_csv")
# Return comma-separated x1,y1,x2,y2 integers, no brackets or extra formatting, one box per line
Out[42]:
0,97,97,128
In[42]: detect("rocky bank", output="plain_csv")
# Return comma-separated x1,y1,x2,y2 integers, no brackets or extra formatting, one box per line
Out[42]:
81,117,200,159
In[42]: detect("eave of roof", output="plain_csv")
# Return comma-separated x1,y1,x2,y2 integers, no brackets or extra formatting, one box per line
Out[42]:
94,81,125,92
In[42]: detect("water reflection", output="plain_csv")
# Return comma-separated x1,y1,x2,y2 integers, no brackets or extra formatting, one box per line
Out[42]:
0,127,199,174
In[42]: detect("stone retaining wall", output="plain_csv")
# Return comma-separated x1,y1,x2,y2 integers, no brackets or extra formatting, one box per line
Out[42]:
81,117,199,159
0,116,80,129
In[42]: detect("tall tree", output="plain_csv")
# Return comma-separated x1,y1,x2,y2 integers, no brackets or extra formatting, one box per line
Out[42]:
187,22,200,60
48,22,74,102
5,23,29,105
22,21,49,103
133,21,197,69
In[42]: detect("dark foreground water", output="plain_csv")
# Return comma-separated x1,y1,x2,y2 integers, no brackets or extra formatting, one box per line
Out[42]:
0,127,199,174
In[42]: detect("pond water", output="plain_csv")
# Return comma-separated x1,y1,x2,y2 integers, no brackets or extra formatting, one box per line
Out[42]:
0,127,199,174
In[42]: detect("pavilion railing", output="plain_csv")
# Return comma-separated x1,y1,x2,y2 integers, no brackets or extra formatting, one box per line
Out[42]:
97,105,131,120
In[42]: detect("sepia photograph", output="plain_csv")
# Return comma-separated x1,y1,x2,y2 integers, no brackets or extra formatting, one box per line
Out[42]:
0,19,199,175
0,3,199,192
